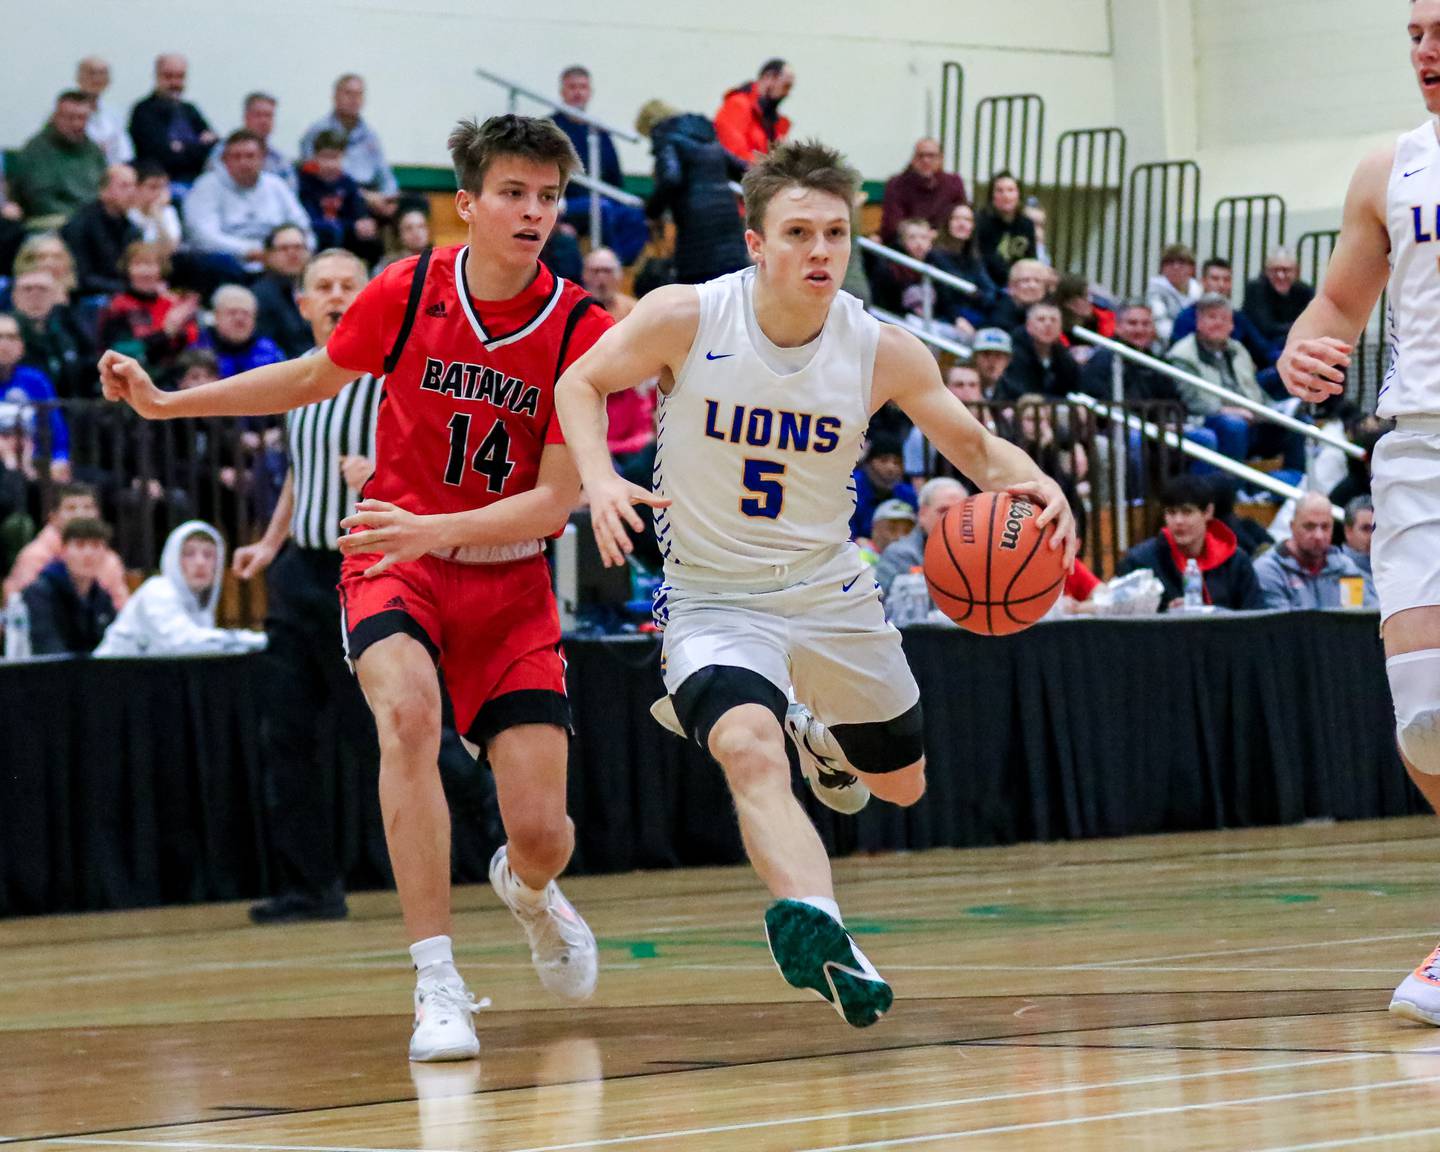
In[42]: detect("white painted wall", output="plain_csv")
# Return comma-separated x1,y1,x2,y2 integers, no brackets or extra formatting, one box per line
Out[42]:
3,0,1116,182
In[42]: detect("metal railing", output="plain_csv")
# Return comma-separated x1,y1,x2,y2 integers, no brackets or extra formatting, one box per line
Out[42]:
868,307,972,359
475,66,642,248
1068,328,1363,459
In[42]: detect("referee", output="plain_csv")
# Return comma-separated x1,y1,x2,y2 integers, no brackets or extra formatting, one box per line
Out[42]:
237,248,496,923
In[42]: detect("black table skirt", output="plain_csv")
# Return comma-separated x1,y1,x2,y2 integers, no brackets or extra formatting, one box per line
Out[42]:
0,612,1413,917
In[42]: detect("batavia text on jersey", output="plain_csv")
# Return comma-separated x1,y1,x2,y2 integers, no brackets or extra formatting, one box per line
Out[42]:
419,356,540,417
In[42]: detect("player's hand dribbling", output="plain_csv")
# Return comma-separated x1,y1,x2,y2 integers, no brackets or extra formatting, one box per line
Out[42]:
1007,478,1078,572
340,499,435,576
1279,336,1350,402
586,472,671,567
99,350,169,419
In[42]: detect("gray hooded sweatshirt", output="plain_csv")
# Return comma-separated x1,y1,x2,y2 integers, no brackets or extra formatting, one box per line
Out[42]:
95,521,266,657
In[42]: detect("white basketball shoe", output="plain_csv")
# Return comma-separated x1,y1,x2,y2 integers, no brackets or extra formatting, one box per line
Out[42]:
1390,942,1440,1025
409,973,486,1062
785,701,871,815
489,845,598,1002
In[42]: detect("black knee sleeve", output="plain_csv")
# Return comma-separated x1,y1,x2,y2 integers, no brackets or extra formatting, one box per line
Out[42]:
831,701,925,774
672,665,787,752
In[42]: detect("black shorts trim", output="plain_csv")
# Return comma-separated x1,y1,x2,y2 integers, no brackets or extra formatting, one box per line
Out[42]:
466,689,572,749
673,664,787,753
831,701,925,775
346,609,440,667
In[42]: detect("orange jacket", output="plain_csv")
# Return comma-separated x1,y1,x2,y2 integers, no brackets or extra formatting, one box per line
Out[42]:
714,82,790,164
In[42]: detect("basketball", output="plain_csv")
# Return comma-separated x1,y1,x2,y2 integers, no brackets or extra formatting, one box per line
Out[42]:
923,493,1066,636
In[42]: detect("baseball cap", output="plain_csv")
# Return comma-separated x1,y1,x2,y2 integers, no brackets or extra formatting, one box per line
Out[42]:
872,498,918,524
972,328,1013,355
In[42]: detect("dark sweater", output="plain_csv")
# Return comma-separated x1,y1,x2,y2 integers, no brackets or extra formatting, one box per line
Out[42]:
128,93,213,183
995,330,1081,401
61,200,141,295
1117,522,1263,612
1242,277,1316,349
646,114,749,285
976,209,1038,286
24,559,117,655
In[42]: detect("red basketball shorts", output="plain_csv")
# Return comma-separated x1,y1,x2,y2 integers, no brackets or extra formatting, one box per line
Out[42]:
338,550,568,747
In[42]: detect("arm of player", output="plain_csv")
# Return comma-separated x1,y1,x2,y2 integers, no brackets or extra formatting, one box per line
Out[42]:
876,323,1078,569
1278,145,1392,401
99,348,357,420
554,285,696,566
337,442,580,577
233,470,293,580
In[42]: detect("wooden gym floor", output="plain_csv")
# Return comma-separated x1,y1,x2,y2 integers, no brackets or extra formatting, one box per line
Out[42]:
7,817,1440,1151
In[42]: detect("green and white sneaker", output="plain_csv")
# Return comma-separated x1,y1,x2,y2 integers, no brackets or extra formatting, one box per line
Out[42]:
763,899,892,1027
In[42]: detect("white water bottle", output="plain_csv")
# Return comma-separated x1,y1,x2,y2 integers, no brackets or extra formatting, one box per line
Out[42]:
887,568,931,626
4,591,31,661
1182,559,1204,610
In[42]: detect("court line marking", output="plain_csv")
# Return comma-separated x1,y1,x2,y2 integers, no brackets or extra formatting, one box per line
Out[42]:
1075,931,1438,968
39,1052,1382,1152
786,1073,1440,1152
1257,1126,1440,1151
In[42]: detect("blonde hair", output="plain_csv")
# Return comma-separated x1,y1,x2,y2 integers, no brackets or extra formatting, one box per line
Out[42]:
635,99,680,138
15,233,77,295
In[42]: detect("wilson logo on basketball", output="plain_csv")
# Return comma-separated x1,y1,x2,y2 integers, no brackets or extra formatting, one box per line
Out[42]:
959,499,977,545
999,499,1034,551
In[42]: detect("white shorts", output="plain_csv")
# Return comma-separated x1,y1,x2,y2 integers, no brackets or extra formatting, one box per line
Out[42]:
1372,421,1440,624
657,544,921,726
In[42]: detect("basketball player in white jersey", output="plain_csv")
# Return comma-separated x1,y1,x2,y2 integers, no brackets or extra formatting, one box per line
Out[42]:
1280,0,1440,1025
555,140,1076,1027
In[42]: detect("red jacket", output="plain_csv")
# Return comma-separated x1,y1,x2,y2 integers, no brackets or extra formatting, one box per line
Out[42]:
714,82,790,163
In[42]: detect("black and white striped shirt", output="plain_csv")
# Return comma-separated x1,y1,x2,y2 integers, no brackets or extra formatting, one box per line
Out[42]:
285,350,383,550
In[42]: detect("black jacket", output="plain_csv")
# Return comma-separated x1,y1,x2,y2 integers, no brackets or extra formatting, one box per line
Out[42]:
18,304,96,399
1079,347,1183,404
24,558,117,655
128,94,213,183
1242,276,1315,349
995,330,1081,401
1117,525,1264,612
252,273,312,360
61,200,141,295
976,209,1038,285
646,114,749,285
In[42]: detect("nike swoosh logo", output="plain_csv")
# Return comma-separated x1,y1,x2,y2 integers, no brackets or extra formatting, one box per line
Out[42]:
1405,167,1429,178
705,351,734,360
841,574,861,592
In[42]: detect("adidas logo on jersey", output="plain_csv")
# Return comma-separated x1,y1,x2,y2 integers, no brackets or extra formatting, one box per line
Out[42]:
426,302,448,318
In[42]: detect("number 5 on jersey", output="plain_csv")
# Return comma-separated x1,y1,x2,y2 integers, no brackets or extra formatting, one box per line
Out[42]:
445,413,516,491
741,458,786,519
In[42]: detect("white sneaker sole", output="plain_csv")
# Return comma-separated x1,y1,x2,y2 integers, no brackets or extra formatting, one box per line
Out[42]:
409,1036,480,1063
1390,997,1440,1026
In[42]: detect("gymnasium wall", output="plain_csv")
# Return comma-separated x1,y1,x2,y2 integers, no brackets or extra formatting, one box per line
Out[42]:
2,0,1118,182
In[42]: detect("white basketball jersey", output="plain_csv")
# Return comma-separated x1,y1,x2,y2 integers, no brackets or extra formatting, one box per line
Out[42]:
653,267,878,590
1383,120,1440,418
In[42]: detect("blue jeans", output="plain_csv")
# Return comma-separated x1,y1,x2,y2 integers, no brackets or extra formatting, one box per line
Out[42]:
1127,426,1221,490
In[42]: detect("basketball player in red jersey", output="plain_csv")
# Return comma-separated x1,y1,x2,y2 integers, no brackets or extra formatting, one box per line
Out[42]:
99,116,612,1062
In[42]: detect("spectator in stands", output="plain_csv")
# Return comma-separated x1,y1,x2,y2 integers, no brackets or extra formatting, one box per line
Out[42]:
583,246,634,322
1118,474,1264,611
971,327,1013,397
714,59,794,164
1146,243,1201,345
251,226,312,359
378,207,429,272
996,301,1081,401
0,312,70,479
4,482,127,604
1243,246,1315,360
9,91,107,227
931,203,998,327
1171,257,1272,367
297,132,379,265
196,284,285,378
1024,197,1052,266
875,477,965,595
636,100,749,285
97,242,200,370
95,520,265,656
1013,393,1087,535
205,92,295,191
9,269,95,399
870,218,965,337
1342,495,1374,576
584,246,654,481
0,402,32,573
988,258,1050,333
128,54,217,189
976,171,1038,286
13,232,78,302
880,138,968,244
23,517,117,655
1254,492,1376,610
904,364,995,479
1056,273,1114,359
850,435,917,540
127,160,182,254
184,130,312,279
549,66,648,266
60,163,140,296
299,74,399,221
1167,293,1300,468
0,181,23,279
77,56,133,165
869,498,919,562
1080,301,1179,401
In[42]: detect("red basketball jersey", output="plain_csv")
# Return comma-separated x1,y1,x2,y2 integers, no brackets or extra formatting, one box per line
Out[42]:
327,245,611,521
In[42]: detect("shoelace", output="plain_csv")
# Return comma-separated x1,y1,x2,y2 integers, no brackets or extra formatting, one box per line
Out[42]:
1422,948,1440,981
418,982,491,1018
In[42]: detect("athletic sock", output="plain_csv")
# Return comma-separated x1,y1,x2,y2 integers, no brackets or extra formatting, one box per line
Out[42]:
799,896,843,925
500,855,549,910
411,934,458,983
